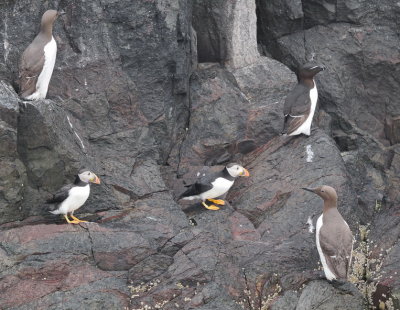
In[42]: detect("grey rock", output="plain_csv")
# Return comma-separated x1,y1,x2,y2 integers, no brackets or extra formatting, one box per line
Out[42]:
192,0,259,68
0,0,398,309
178,59,295,174
257,1,400,307
296,280,364,310
271,290,298,310
0,81,27,223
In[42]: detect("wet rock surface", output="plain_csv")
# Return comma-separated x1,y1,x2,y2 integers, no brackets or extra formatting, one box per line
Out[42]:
0,0,399,309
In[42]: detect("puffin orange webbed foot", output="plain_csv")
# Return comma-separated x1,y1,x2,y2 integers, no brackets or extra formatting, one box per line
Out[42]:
202,201,220,211
70,214,88,223
207,199,225,205
64,214,80,224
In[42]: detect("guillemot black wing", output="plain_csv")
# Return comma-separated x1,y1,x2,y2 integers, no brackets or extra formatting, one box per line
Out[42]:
282,83,311,135
46,184,74,204
319,221,353,279
19,39,46,98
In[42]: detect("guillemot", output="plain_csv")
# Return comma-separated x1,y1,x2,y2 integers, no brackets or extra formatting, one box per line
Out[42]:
282,63,325,136
18,10,65,100
302,185,353,281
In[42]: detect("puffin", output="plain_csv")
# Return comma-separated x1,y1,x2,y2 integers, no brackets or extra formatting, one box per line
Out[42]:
179,163,250,210
18,10,64,100
282,63,325,136
302,185,353,281
47,170,100,224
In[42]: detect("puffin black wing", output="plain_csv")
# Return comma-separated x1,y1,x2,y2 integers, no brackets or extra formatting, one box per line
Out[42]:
179,182,213,198
319,223,353,279
282,84,312,134
179,171,221,199
46,184,73,204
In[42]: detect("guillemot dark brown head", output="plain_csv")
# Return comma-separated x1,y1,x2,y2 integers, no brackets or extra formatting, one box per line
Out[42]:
302,185,337,203
39,10,64,38
299,63,326,78
297,63,325,88
302,185,338,212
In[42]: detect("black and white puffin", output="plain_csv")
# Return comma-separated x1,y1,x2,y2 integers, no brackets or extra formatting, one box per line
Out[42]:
18,10,64,100
302,185,353,281
282,63,325,136
179,163,250,210
47,170,100,224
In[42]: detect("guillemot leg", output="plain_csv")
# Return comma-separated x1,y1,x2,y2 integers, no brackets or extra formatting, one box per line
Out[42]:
64,214,80,224
207,199,225,205
70,211,88,223
202,201,220,211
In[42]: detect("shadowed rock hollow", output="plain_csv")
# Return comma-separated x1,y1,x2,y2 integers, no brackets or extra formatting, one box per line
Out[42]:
0,0,399,309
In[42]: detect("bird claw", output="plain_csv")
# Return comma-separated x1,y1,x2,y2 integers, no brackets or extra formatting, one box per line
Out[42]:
70,215,88,223
207,199,225,205
64,214,88,224
202,202,220,211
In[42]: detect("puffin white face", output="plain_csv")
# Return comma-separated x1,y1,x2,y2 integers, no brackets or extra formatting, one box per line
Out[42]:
226,164,250,178
78,171,101,184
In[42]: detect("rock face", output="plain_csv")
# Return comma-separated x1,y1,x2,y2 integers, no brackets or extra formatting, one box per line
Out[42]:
0,0,399,309
0,82,27,223
192,0,259,68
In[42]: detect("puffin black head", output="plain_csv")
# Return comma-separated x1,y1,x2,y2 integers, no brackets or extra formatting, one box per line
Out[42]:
226,163,250,178
77,170,101,184
302,185,337,202
298,63,326,80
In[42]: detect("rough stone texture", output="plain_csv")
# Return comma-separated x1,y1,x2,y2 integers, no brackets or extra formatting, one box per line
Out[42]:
176,58,295,174
257,0,400,308
0,0,398,309
192,0,259,68
0,0,192,221
295,280,364,310
0,81,27,223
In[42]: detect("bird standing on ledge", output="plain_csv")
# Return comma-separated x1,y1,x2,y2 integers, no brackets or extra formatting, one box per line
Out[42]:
18,10,65,100
282,63,325,136
47,170,100,224
302,185,353,281
179,163,250,210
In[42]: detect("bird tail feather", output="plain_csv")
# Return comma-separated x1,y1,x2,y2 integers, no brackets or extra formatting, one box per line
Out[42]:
49,209,61,215
181,196,195,200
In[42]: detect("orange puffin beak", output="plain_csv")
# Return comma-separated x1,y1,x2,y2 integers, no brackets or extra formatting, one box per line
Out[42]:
91,174,101,184
241,168,250,177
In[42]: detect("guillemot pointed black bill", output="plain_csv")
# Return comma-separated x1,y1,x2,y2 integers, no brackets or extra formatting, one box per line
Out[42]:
302,187,315,193
179,163,250,211
282,62,325,136
18,10,63,100
47,170,100,224
303,185,353,281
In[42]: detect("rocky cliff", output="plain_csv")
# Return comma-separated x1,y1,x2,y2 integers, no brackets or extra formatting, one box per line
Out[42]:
0,0,399,309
